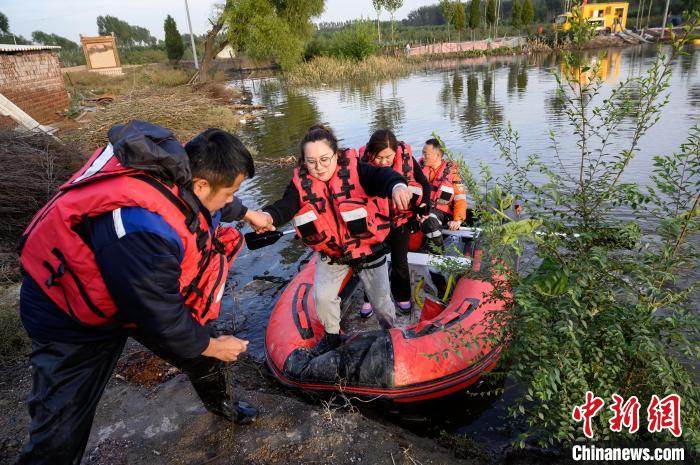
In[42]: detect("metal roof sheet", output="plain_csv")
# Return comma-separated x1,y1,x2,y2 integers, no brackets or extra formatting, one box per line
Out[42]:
0,44,62,52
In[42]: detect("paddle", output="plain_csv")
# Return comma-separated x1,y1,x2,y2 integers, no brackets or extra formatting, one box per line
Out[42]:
244,229,296,250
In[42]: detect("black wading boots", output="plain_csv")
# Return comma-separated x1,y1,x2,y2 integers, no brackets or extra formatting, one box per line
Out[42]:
310,332,342,356
191,361,258,424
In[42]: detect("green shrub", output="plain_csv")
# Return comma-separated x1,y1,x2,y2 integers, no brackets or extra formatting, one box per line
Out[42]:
327,19,378,60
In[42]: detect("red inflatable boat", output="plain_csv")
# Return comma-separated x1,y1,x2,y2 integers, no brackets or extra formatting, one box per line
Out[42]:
264,234,507,402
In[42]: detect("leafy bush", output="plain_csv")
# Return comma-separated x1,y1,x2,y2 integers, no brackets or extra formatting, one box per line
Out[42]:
327,20,378,60
434,15,700,453
122,47,168,65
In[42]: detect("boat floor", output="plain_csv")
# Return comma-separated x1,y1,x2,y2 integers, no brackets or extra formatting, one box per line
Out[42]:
339,235,471,335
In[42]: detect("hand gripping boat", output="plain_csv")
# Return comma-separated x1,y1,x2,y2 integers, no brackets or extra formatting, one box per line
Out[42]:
264,228,507,402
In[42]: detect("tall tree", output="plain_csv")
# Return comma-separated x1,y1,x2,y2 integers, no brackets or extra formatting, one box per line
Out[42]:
31,31,85,66
469,0,481,31
403,5,445,26
511,0,522,28
454,2,466,41
0,12,8,34
384,0,403,43
164,15,184,63
521,0,534,28
486,0,497,36
440,0,456,40
372,0,384,42
0,12,30,44
223,0,324,73
96,15,154,49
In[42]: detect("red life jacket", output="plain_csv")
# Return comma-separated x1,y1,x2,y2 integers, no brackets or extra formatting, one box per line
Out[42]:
422,159,459,216
291,149,390,261
19,144,242,327
359,142,423,227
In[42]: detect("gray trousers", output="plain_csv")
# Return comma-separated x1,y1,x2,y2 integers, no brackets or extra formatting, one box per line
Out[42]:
313,253,395,334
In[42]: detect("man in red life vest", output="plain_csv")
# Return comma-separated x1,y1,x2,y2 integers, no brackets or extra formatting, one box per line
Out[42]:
419,138,468,250
15,121,271,465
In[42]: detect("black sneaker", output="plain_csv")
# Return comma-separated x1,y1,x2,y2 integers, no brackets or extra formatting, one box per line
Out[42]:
310,332,341,356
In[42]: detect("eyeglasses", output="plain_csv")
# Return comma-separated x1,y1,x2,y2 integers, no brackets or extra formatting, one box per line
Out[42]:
304,152,336,169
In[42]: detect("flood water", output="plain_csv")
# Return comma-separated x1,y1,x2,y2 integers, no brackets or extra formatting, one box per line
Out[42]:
222,43,699,451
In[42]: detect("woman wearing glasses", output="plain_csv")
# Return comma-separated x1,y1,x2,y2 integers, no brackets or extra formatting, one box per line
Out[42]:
357,129,432,318
261,125,413,355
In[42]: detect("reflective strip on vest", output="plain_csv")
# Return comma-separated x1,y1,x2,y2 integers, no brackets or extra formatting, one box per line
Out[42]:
440,185,454,195
426,230,442,238
340,207,368,222
215,283,225,303
454,194,467,201
112,208,126,238
409,185,422,196
73,144,114,184
293,210,318,227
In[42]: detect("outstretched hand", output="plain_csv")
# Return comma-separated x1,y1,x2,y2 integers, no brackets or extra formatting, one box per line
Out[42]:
244,209,275,233
392,185,412,211
202,335,249,362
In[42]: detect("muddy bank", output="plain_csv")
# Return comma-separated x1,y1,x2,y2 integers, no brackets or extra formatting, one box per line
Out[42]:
0,280,575,465
0,347,480,465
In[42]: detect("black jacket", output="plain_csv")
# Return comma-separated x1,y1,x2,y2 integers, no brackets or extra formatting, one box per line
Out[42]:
263,160,407,227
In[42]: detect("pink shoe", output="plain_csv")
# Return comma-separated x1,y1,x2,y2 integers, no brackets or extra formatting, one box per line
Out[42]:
397,301,412,315
360,302,374,318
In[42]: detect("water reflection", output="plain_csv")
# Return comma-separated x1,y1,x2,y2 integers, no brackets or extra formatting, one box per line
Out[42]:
370,83,406,134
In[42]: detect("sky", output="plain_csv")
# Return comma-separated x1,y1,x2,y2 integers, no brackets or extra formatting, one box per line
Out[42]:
2,0,436,43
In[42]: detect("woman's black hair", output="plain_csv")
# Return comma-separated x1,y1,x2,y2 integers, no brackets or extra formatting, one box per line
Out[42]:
298,124,339,166
185,128,254,189
365,129,399,160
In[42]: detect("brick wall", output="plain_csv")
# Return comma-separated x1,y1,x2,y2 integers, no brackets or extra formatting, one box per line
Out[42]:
0,50,70,124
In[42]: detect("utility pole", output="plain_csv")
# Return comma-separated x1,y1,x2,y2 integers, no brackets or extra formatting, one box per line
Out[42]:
184,0,199,69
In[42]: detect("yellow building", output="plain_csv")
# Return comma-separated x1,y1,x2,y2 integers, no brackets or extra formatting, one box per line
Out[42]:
554,2,629,33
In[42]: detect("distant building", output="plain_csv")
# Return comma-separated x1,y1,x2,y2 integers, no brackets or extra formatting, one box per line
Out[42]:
80,34,123,76
0,44,70,125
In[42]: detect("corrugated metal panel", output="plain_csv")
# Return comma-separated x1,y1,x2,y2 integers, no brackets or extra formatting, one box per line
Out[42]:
0,44,62,52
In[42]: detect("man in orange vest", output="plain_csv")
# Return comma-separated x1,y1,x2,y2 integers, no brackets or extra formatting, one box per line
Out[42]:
15,121,271,465
419,138,468,250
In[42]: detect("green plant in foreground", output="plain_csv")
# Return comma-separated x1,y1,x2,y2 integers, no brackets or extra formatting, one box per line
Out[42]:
433,14,700,452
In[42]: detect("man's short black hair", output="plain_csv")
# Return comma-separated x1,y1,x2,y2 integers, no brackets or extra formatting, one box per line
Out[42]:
185,129,254,189
425,138,442,152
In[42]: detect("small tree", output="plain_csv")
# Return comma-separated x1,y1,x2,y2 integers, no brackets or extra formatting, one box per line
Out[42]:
440,0,456,40
454,2,466,41
469,0,481,40
372,0,384,42
511,0,522,28
164,15,185,63
384,0,403,43
486,0,497,37
521,0,534,30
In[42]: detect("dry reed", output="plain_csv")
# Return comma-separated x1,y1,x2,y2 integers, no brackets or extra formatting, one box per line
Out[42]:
285,55,416,86
72,87,242,151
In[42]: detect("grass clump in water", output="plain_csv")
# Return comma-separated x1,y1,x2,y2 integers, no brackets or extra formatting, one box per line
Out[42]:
285,55,416,86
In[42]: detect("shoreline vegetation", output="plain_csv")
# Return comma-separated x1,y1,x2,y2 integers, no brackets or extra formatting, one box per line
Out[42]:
283,34,635,86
